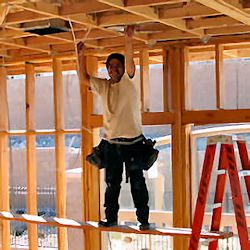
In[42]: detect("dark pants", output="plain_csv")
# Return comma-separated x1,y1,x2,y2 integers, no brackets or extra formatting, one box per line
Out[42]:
103,139,149,223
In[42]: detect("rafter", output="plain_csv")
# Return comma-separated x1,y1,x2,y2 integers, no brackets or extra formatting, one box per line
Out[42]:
196,0,250,25
0,39,50,54
0,4,8,25
159,2,220,19
13,2,148,44
187,16,241,30
98,12,148,26
98,0,204,37
125,0,190,7
5,10,49,25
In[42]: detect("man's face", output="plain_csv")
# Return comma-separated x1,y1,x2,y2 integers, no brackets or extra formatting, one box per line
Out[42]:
107,58,125,83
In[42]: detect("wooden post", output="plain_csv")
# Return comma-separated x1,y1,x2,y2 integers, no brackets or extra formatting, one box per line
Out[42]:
169,47,192,250
0,66,10,250
25,62,38,249
140,48,150,112
53,58,68,250
80,56,101,250
215,44,225,109
162,47,169,112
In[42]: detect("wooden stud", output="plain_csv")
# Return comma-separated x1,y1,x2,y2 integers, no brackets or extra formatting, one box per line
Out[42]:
162,47,169,112
80,55,101,250
140,48,150,112
53,58,68,250
25,62,38,250
0,66,10,250
215,44,225,109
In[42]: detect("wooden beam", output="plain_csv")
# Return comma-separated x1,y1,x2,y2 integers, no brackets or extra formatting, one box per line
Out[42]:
25,63,38,250
140,48,150,111
0,4,8,25
98,12,148,26
187,16,241,30
14,2,148,44
98,0,204,37
206,25,250,36
196,0,250,25
5,10,49,25
53,58,68,250
215,44,225,109
182,109,250,125
0,66,10,250
159,2,220,19
162,47,169,112
59,1,114,15
126,0,190,7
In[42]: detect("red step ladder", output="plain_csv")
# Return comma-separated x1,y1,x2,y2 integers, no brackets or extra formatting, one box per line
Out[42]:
189,135,250,250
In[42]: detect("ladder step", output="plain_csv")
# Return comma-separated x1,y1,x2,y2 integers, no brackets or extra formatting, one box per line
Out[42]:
217,169,226,175
199,238,217,245
239,170,250,177
212,203,222,209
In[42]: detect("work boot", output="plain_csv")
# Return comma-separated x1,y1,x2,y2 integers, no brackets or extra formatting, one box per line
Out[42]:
139,221,150,230
98,219,117,227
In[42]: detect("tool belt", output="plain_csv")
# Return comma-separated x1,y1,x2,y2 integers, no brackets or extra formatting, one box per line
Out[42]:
86,135,159,171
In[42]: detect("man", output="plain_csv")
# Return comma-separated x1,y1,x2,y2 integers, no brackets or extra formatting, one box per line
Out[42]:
77,26,150,230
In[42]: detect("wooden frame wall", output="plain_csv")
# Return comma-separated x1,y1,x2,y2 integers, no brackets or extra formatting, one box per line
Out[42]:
1,41,250,250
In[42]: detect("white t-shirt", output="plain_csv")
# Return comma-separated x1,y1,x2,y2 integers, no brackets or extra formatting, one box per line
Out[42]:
90,72,142,140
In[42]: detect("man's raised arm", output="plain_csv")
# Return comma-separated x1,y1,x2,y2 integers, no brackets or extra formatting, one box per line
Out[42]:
125,26,135,78
77,42,90,86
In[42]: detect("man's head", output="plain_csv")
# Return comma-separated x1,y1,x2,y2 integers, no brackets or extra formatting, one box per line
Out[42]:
106,53,125,83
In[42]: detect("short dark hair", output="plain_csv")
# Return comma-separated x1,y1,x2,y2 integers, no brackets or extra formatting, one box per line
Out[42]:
106,53,125,69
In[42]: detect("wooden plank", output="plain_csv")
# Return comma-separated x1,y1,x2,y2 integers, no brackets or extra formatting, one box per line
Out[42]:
0,39,50,54
6,10,49,25
187,16,240,30
215,44,225,109
25,63,38,250
159,2,220,19
0,66,10,250
98,12,148,27
59,1,114,15
53,58,68,250
148,29,197,42
196,0,250,25
0,4,8,25
98,0,204,37
182,109,250,125
126,0,190,7
0,211,234,239
140,48,150,112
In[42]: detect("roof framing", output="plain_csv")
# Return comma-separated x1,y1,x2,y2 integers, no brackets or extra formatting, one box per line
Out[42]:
1,0,250,71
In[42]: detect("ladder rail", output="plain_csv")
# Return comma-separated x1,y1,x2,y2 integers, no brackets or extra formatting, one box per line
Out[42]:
209,144,228,250
236,140,250,201
189,143,217,250
225,143,249,249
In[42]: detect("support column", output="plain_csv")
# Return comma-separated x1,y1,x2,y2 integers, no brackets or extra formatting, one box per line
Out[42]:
0,66,10,250
80,56,101,250
53,58,68,250
168,46,192,250
140,48,150,112
25,62,38,250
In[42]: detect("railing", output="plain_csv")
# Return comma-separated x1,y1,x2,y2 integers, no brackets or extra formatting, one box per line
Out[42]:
9,186,57,249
